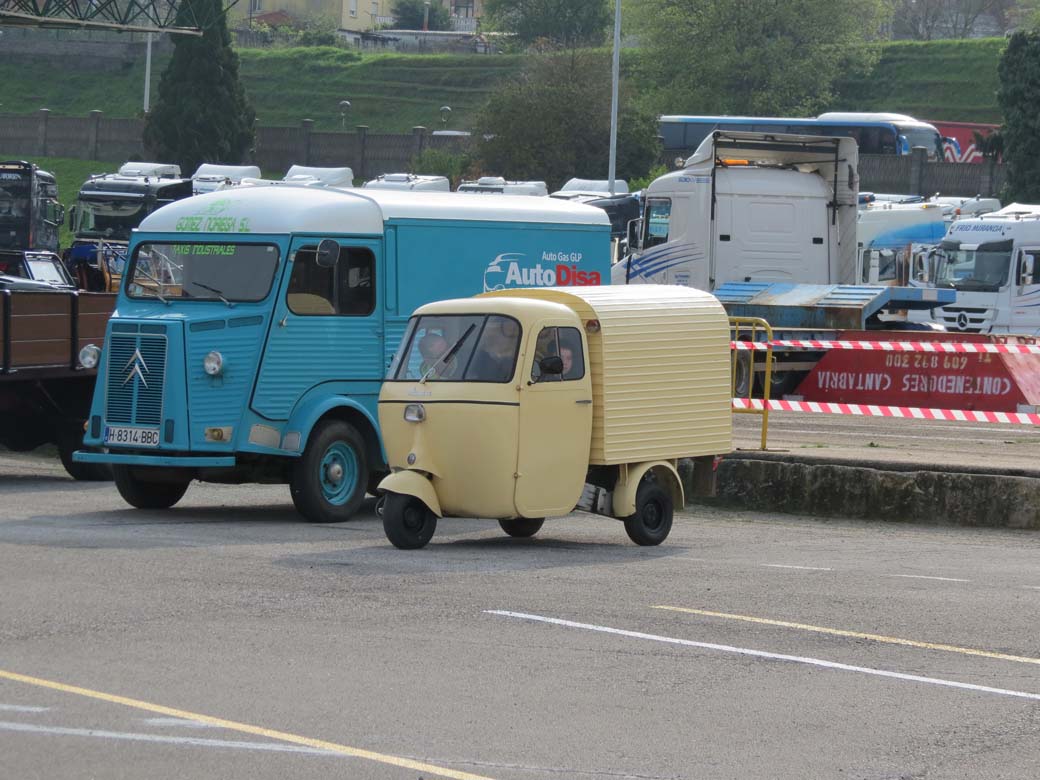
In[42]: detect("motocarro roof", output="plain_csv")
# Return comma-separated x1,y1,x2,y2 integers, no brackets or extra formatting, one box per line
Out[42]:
139,186,609,235
481,284,733,465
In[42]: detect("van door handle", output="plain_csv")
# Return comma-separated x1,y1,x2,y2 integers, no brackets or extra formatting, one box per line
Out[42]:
575,399,592,405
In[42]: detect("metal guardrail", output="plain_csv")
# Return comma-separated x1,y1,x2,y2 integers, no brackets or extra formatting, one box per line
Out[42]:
729,316,773,450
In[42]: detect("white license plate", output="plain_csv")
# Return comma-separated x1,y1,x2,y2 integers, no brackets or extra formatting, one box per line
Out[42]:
104,426,160,447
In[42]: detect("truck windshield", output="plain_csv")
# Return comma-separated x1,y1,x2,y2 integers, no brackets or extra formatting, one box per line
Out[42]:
127,242,280,302
387,314,522,383
75,198,148,241
933,239,1012,292
0,176,30,222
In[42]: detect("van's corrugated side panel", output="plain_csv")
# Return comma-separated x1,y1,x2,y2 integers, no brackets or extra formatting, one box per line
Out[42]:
487,286,732,465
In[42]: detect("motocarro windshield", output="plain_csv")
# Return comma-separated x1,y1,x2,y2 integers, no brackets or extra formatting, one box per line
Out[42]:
127,242,280,302
933,239,1012,292
76,198,148,240
387,314,522,383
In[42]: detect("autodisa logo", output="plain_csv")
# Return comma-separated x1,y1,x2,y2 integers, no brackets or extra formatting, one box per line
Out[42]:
482,252,601,292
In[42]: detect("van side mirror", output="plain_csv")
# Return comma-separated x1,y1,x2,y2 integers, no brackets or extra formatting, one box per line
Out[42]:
539,355,563,376
67,205,76,229
1019,253,1035,287
626,218,642,251
316,239,340,268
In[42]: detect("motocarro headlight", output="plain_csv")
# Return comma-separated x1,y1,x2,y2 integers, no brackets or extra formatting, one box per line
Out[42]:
79,344,101,369
203,351,224,376
403,403,426,422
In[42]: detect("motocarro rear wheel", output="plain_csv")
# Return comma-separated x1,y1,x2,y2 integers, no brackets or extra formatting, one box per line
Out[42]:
291,420,368,523
383,493,438,549
498,518,544,538
112,465,190,509
623,478,673,546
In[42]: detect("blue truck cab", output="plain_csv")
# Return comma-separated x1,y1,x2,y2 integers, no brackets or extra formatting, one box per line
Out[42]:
75,185,610,521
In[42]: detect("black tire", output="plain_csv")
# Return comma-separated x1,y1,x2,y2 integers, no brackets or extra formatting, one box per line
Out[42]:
732,351,753,398
383,492,437,549
498,518,544,538
112,465,190,510
623,478,674,546
57,427,112,482
290,420,369,523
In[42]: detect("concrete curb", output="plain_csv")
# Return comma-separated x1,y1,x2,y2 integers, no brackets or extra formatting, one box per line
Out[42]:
682,454,1040,529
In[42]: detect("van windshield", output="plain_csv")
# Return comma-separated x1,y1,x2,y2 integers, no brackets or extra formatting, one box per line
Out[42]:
933,239,1012,292
127,242,280,302
387,314,522,383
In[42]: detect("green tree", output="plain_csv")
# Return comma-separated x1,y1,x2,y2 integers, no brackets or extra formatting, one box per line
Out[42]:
143,0,254,173
997,31,1040,202
474,52,660,190
391,0,451,30
484,0,611,50
629,0,888,116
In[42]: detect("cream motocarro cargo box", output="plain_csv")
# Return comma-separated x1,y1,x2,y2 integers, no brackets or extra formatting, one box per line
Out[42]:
377,284,732,549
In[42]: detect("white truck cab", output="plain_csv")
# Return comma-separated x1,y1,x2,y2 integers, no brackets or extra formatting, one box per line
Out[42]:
615,130,859,291
457,177,548,196
911,206,1040,335
363,173,450,191
191,164,262,195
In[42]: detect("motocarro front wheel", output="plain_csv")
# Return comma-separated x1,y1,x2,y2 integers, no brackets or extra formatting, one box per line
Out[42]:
383,493,437,549
112,465,190,510
291,420,369,523
498,518,544,538
623,478,674,546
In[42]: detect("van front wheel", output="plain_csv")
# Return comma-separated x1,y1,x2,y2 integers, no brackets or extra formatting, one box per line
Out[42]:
623,479,673,546
291,420,369,523
383,493,437,549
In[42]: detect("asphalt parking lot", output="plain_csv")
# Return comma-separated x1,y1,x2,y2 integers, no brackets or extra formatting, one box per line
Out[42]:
1,452,1039,779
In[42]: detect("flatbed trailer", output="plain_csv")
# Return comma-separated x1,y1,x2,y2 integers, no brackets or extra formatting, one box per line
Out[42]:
716,282,1040,415
0,285,115,478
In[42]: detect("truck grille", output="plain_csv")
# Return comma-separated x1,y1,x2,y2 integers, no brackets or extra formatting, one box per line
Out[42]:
105,332,167,426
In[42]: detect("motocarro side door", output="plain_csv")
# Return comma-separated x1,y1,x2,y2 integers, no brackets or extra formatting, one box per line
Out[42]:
252,238,383,421
514,321,593,516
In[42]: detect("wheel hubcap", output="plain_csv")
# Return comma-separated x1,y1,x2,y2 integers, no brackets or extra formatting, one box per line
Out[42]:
319,443,358,506
642,500,663,531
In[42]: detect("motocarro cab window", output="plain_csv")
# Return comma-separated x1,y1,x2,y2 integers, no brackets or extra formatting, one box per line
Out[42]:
531,326,585,382
127,243,279,302
287,245,375,316
644,199,672,248
387,314,522,383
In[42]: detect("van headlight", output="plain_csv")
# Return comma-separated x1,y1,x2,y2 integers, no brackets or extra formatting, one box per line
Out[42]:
203,351,224,376
404,403,426,422
79,344,101,369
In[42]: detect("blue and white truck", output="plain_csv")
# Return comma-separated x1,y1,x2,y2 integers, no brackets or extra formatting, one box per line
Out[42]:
75,185,610,521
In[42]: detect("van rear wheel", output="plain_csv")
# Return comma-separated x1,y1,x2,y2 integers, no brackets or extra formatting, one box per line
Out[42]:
291,420,368,523
623,479,673,546
383,493,437,549
112,465,190,509
498,518,544,538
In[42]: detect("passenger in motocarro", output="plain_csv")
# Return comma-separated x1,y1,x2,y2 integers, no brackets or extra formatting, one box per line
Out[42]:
531,325,585,382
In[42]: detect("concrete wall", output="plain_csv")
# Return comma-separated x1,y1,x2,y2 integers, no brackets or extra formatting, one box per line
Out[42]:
0,111,466,177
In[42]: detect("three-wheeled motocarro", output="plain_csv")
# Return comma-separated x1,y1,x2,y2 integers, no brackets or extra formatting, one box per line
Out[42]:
376,285,733,549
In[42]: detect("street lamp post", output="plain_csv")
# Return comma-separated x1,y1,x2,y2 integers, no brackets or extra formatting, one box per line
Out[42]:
440,105,452,128
339,100,351,131
607,0,622,195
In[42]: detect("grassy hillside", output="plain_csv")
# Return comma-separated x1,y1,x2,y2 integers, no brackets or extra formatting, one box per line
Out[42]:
0,47,522,133
0,38,1003,130
832,38,1004,124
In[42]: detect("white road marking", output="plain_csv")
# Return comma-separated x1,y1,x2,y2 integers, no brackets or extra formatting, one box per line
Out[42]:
144,717,220,728
0,704,49,713
886,574,971,583
761,564,834,571
487,610,1040,703
1025,586,1040,591
0,720,338,756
